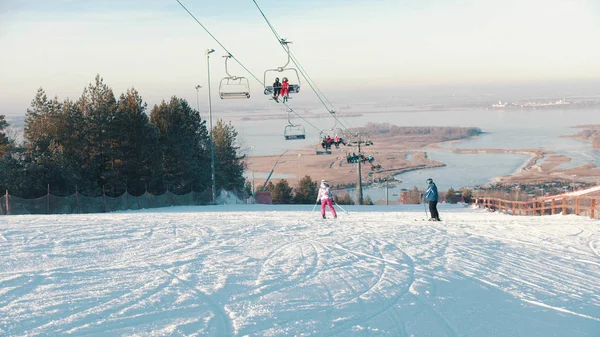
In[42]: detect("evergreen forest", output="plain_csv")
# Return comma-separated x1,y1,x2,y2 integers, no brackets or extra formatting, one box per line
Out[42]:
0,75,246,198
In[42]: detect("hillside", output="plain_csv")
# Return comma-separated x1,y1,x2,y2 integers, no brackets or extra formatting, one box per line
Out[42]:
1,204,599,336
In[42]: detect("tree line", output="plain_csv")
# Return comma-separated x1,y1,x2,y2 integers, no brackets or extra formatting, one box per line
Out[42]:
262,176,373,205
0,75,245,198
264,178,475,205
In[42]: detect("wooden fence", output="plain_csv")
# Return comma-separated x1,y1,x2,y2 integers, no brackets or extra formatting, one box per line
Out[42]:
474,196,600,219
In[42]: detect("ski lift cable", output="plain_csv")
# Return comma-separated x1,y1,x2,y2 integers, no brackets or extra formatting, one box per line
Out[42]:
174,0,321,133
290,52,352,129
288,52,354,129
280,101,321,132
251,0,335,111
251,0,329,109
251,0,354,132
177,0,350,137
175,0,263,86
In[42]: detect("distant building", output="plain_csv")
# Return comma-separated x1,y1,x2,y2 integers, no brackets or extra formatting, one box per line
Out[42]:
492,100,506,108
399,189,409,204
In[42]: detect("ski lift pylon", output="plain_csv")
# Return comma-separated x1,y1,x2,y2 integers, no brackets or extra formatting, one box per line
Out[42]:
263,39,301,96
219,54,250,99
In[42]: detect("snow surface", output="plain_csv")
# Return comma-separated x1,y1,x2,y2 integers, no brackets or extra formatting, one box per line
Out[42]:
1,204,599,336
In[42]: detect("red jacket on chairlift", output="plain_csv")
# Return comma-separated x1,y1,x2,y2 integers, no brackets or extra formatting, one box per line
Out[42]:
281,80,290,97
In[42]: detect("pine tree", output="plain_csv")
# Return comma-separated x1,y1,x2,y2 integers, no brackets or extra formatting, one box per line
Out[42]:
263,181,275,193
272,179,293,204
334,193,355,205
403,187,422,204
244,181,253,196
23,89,80,196
446,187,458,204
111,88,161,195
0,155,29,197
24,88,63,156
212,120,245,192
461,188,473,204
293,175,317,204
0,114,10,156
57,99,88,193
150,96,210,194
76,75,118,195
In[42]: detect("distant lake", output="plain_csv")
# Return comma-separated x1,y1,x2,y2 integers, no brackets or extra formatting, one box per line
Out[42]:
235,107,600,154
235,107,600,196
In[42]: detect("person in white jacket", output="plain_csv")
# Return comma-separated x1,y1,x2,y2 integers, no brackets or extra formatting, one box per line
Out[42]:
317,180,337,219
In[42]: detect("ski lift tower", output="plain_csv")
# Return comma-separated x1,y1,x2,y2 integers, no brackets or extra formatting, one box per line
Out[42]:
347,134,374,205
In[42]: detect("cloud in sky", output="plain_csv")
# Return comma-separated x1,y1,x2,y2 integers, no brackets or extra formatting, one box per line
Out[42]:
1,0,599,115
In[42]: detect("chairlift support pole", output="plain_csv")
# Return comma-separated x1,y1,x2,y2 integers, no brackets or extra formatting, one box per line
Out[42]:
219,53,250,99
357,141,363,205
223,53,236,79
206,48,216,204
385,180,389,205
348,133,370,205
278,39,292,70
261,150,289,191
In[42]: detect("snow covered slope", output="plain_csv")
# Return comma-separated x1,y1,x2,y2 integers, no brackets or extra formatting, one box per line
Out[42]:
1,204,599,336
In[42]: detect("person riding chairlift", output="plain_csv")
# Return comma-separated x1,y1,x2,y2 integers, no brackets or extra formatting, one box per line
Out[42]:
325,135,333,149
272,77,281,101
280,77,290,103
334,134,345,148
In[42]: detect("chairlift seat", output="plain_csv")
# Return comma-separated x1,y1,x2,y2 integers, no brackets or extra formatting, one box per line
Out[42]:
264,84,300,95
284,124,306,140
288,84,300,93
220,92,250,99
219,77,250,100
285,134,305,140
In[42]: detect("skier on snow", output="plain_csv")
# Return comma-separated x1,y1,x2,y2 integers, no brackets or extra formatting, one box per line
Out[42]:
317,180,337,219
423,178,441,221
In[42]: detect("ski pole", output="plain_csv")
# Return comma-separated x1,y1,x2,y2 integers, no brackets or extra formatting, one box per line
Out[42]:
333,201,348,214
312,200,319,212
423,198,428,219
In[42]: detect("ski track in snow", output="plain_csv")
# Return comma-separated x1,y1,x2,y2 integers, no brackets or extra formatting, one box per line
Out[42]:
589,240,600,257
0,205,599,336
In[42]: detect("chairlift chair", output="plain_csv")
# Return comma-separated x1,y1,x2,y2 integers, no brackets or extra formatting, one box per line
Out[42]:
345,133,373,147
316,147,332,155
316,130,334,155
318,124,347,149
219,54,250,99
284,124,306,140
219,77,250,99
263,39,301,97
283,110,306,140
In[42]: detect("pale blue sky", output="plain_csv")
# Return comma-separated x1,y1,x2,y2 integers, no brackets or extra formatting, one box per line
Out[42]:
1,0,599,115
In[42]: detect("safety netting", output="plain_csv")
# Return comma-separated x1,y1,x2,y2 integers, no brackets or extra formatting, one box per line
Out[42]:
1,188,251,215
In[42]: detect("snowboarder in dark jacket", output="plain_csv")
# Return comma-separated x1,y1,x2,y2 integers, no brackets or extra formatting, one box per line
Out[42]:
423,178,441,221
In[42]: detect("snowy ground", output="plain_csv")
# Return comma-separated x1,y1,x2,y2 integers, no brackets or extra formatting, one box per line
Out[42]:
1,204,599,337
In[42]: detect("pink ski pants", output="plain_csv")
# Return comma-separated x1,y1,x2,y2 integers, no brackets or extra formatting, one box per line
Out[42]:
321,198,337,217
